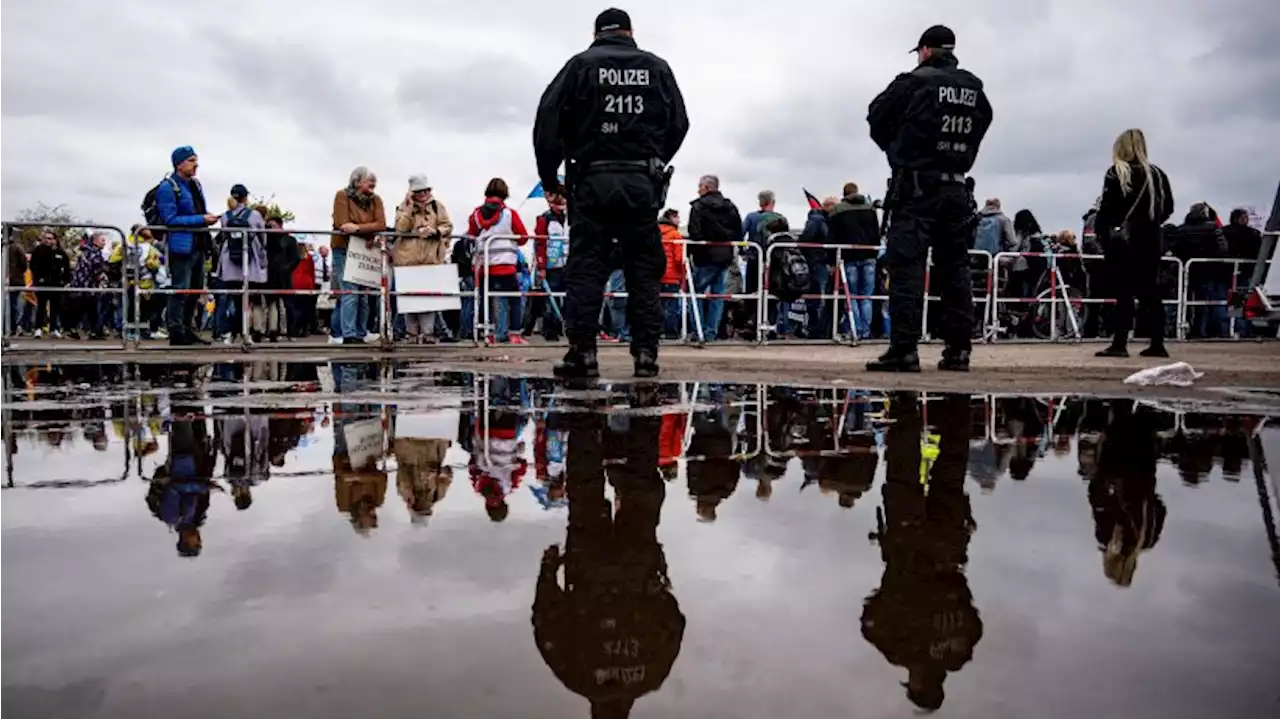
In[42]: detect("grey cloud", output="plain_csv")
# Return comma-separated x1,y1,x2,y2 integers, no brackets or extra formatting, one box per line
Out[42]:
206,29,391,137
395,56,542,132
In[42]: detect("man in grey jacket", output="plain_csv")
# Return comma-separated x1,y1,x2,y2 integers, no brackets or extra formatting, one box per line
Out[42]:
974,198,1017,257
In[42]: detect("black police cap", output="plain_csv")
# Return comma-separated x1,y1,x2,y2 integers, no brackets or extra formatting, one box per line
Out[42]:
910,24,956,52
595,8,632,34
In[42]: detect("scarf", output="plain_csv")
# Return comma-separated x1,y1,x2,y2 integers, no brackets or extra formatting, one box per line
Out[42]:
346,186,374,210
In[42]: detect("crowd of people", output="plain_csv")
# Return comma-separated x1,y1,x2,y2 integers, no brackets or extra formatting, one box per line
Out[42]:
3,144,1274,346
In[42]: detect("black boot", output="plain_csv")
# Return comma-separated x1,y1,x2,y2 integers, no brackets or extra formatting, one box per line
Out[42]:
866,349,920,373
938,348,971,372
1095,344,1128,358
633,349,659,379
630,383,661,409
554,342,599,379
1139,343,1169,358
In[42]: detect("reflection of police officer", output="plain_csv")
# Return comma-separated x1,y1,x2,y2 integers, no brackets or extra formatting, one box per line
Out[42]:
863,393,982,712
534,8,690,379
532,396,685,718
866,26,993,373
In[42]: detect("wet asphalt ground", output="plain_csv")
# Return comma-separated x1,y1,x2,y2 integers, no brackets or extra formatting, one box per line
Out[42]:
2,359,1279,718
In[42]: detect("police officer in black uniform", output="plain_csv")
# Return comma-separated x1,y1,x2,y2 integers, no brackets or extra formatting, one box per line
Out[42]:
866,26,993,373
531,390,685,718
533,8,690,379
862,392,982,712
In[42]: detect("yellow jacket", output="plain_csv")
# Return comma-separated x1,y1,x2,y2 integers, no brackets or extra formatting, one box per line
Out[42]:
108,236,162,289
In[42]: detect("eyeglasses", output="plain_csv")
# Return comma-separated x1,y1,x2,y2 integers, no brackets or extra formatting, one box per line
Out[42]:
412,188,431,194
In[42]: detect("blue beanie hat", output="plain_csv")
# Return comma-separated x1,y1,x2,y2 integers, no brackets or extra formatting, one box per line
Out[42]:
171,145,196,167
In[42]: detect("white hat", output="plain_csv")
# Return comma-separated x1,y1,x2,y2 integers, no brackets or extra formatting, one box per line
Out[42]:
408,174,431,192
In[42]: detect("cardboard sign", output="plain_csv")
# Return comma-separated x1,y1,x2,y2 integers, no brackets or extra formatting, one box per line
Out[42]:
396,410,461,440
342,237,383,289
342,418,384,469
394,264,463,314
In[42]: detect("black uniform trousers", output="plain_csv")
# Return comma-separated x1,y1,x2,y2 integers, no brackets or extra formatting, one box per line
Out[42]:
884,181,973,354
563,198,666,357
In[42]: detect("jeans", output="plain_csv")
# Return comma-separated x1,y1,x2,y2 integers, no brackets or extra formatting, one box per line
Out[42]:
606,269,630,340
330,248,371,341
215,279,243,337
166,251,204,337
35,291,63,332
661,282,684,338
542,269,565,340
1196,278,1230,339
6,291,20,335
841,259,877,339
805,262,832,339
458,276,476,340
691,264,728,342
483,274,520,341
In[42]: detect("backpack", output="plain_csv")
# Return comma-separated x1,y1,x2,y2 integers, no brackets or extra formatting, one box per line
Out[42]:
141,176,181,241
540,211,568,269
223,206,253,268
451,237,476,278
770,246,811,302
974,214,1002,256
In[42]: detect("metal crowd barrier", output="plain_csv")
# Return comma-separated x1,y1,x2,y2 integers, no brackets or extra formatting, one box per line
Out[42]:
4,218,1277,352
1181,257,1273,340
132,226,478,351
2,222,132,349
989,251,1185,342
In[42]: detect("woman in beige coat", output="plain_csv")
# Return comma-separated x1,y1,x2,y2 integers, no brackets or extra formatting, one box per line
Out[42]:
394,436,453,523
394,174,454,343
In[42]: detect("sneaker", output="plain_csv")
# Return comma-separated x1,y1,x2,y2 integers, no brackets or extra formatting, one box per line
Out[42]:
34,329,43,338
223,336,236,346
365,333,381,343
509,335,529,345
151,330,169,340
328,335,344,345
51,330,63,339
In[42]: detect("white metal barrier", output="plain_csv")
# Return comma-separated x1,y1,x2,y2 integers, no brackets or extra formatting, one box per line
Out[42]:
989,251,1185,341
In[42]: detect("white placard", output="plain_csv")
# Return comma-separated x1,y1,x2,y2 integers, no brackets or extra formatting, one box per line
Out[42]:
397,410,461,440
342,418,384,469
342,237,383,289
394,264,463,314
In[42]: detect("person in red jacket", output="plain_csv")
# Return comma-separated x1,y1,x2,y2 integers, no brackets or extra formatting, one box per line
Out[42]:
468,178,530,345
659,209,685,338
290,245,318,337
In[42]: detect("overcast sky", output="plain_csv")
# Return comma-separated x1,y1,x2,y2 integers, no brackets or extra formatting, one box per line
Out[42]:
3,0,1278,244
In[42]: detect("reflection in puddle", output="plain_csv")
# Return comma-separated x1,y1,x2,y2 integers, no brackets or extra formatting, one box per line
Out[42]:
3,360,1279,718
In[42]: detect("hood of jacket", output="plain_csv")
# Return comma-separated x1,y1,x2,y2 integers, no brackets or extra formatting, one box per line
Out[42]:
981,205,1006,218
692,191,732,212
474,196,507,230
830,194,871,216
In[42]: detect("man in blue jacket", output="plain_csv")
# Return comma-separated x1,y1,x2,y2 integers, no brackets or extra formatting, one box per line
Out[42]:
157,145,219,345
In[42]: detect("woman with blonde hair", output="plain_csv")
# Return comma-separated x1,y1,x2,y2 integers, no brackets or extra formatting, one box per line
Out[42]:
1093,128,1174,358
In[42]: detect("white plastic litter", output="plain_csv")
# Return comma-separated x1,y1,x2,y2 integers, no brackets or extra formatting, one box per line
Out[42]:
1123,361,1204,387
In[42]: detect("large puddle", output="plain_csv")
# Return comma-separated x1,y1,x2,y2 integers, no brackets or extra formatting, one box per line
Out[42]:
3,361,1279,718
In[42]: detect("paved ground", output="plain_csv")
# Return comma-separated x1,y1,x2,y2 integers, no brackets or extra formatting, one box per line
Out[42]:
3,337,1277,398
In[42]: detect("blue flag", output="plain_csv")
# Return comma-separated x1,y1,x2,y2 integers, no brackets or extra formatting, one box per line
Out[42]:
527,176,565,199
